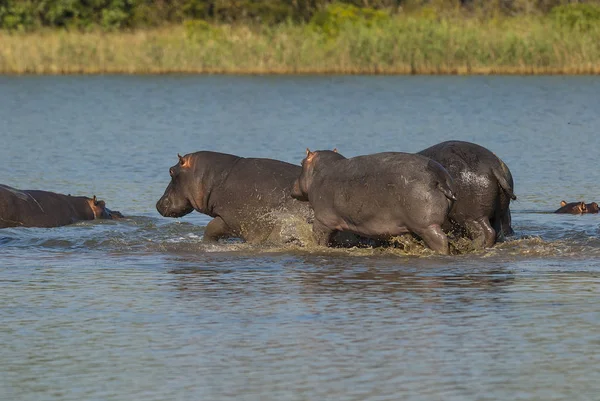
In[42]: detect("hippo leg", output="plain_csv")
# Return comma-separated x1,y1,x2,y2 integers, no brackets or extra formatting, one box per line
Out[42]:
312,219,334,247
501,209,514,237
413,224,449,255
492,208,514,242
203,216,232,243
465,217,496,249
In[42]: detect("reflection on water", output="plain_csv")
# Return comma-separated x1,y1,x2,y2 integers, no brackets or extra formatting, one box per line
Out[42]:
1,75,600,400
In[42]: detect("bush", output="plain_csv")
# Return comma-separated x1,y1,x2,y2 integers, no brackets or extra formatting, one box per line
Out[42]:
310,2,390,37
550,3,600,32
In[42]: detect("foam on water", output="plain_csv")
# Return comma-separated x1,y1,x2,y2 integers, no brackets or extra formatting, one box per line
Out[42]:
2,215,600,261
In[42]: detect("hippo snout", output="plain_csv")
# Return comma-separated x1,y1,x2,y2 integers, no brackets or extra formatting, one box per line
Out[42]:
156,196,193,218
108,209,124,219
291,180,308,201
156,197,171,216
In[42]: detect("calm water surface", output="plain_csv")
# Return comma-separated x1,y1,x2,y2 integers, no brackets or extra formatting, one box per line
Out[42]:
1,76,599,400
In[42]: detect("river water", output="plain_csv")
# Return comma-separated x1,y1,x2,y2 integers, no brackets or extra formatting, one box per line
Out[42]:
1,75,599,400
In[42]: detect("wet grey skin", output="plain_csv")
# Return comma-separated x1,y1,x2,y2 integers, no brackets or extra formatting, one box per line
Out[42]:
0,184,123,228
156,151,363,246
417,140,517,249
291,149,457,255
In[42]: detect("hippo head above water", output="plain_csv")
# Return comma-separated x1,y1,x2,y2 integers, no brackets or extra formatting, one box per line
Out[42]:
586,202,599,214
555,200,587,214
156,153,199,218
88,195,124,219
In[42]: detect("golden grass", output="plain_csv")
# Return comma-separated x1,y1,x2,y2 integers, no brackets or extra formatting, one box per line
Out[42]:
1,15,599,75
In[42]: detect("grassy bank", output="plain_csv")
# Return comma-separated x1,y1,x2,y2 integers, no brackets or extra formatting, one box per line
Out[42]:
1,14,600,75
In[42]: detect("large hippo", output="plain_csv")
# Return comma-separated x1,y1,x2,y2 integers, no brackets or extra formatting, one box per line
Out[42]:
417,140,516,248
291,149,456,254
0,184,123,228
156,151,355,245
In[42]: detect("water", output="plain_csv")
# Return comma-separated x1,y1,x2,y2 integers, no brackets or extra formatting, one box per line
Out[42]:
1,75,599,400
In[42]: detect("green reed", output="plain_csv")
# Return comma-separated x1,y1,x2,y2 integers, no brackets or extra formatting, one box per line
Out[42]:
1,13,599,75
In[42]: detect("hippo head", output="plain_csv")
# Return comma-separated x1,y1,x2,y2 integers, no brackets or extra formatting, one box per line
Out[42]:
587,202,599,214
156,153,197,218
558,200,587,214
87,196,124,220
291,148,343,201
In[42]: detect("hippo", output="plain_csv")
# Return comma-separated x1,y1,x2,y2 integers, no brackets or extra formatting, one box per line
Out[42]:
417,140,516,248
0,184,123,228
291,149,456,254
554,201,597,214
156,151,362,246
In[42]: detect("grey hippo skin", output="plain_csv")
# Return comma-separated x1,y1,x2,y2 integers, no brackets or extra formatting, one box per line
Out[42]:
291,149,457,254
0,184,123,228
156,151,359,246
417,140,517,248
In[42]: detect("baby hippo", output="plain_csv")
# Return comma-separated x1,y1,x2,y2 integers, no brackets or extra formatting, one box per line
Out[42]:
0,184,123,228
291,149,456,254
555,200,599,214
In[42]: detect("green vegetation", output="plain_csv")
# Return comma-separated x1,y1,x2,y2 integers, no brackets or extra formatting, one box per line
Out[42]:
1,1,600,74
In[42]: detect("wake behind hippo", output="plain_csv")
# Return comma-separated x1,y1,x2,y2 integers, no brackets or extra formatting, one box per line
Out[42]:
0,184,123,228
417,140,516,249
291,149,456,254
156,151,319,245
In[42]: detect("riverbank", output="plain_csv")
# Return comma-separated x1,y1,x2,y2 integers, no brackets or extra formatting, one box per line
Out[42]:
1,15,599,75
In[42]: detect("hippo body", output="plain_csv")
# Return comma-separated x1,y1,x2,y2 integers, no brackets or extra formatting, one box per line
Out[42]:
291,150,456,254
156,151,329,245
417,141,516,248
0,184,122,228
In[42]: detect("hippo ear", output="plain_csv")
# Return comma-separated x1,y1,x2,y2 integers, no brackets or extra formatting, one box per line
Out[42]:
333,148,338,153
560,201,567,207
92,195,98,206
178,154,184,165
305,148,311,157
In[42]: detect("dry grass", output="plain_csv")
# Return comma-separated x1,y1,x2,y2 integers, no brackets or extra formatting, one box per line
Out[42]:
1,15,599,75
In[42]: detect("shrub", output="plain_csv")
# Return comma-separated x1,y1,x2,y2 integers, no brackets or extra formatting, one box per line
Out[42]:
550,3,600,32
310,2,391,38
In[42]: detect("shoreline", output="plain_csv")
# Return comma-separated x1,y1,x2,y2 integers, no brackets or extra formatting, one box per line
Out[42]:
2,67,600,75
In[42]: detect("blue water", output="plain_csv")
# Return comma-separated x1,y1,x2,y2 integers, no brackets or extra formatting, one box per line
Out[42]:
1,75,599,400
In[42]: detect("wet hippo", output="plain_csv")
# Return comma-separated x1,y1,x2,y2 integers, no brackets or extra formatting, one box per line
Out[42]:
0,184,123,228
156,151,322,245
291,149,456,254
417,140,516,248
554,201,595,214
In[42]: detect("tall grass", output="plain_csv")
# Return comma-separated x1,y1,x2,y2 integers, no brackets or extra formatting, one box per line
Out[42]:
1,14,599,74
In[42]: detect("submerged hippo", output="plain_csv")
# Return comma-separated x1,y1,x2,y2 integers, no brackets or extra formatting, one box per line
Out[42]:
554,200,598,214
0,184,123,228
291,149,456,254
417,140,516,248
156,152,321,244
